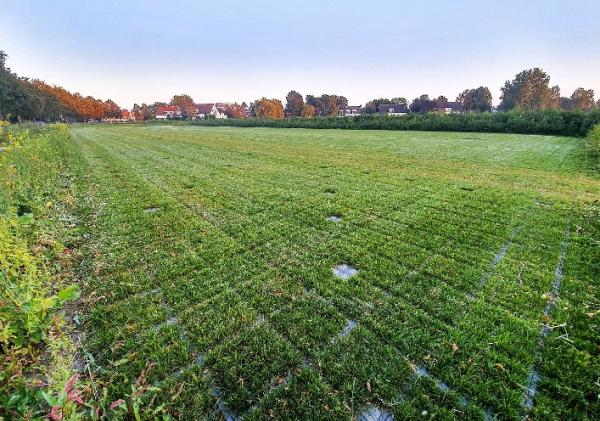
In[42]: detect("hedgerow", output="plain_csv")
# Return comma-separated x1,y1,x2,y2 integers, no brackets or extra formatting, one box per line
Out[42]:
179,109,600,137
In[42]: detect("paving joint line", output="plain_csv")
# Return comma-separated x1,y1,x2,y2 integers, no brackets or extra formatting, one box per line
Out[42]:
521,216,571,416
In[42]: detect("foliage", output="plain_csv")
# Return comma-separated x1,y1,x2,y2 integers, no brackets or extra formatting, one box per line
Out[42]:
300,103,316,118
570,88,596,111
0,124,81,418
285,90,305,117
305,94,348,117
223,103,247,119
457,86,492,112
253,97,284,119
409,94,436,113
499,68,560,111
586,124,600,171
170,94,196,118
362,98,407,114
188,108,600,136
0,50,122,122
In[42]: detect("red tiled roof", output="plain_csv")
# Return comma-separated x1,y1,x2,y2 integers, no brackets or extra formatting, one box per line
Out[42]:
157,106,179,114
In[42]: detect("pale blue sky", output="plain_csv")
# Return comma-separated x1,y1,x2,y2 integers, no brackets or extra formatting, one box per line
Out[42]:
1,0,599,108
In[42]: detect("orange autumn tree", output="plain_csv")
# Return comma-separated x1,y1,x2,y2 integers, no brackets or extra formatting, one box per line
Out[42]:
254,98,284,119
224,103,247,119
31,79,117,120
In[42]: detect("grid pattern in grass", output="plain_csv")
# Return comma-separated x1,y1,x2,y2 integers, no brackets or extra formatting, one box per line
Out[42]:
68,126,599,419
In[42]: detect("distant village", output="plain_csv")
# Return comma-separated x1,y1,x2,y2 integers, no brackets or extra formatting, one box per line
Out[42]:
109,99,464,123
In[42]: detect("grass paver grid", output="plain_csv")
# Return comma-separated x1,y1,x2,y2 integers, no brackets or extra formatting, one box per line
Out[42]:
68,125,599,419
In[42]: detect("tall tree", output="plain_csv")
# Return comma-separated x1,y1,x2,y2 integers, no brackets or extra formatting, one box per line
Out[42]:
170,94,194,108
254,98,284,119
300,104,316,118
285,90,304,117
335,95,348,110
570,88,595,111
390,97,408,106
434,96,448,109
457,87,492,112
304,94,347,116
0,50,7,70
305,95,320,112
499,68,559,110
318,95,338,116
410,94,435,113
104,99,122,119
224,103,247,119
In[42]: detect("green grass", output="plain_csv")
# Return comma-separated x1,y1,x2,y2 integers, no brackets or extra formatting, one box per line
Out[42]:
66,125,599,419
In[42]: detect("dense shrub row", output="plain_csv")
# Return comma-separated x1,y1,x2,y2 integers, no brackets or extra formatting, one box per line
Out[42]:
182,109,600,137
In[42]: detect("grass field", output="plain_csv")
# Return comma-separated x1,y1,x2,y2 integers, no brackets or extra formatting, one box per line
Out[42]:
66,125,599,419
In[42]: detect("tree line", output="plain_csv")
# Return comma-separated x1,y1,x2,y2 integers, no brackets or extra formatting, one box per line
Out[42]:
1,47,599,122
0,51,122,122
245,68,598,119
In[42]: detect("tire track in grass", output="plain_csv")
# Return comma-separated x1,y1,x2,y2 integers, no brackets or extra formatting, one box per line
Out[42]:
521,217,571,416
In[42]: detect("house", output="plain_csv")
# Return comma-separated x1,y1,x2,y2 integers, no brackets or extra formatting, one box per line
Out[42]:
377,104,408,116
436,102,463,114
195,103,228,119
338,105,362,117
156,106,182,119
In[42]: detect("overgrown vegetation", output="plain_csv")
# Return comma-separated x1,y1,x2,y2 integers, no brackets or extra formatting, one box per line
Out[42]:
0,123,82,417
586,124,600,170
66,125,599,419
185,109,600,136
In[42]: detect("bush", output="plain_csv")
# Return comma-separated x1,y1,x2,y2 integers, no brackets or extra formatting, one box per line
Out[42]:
173,109,600,137
585,124,600,171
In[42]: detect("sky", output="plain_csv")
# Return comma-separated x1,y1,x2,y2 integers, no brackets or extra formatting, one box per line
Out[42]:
1,0,599,109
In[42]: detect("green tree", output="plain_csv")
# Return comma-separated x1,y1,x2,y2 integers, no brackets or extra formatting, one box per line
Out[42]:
390,97,408,106
0,50,7,70
570,88,595,111
410,94,435,113
285,90,304,117
363,98,390,114
434,96,448,109
104,99,122,119
457,87,492,112
500,68,559,111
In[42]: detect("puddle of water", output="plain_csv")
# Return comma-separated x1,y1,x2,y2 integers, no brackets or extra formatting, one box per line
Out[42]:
144,207,159,213
332,264,358,280
328,215,342,222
